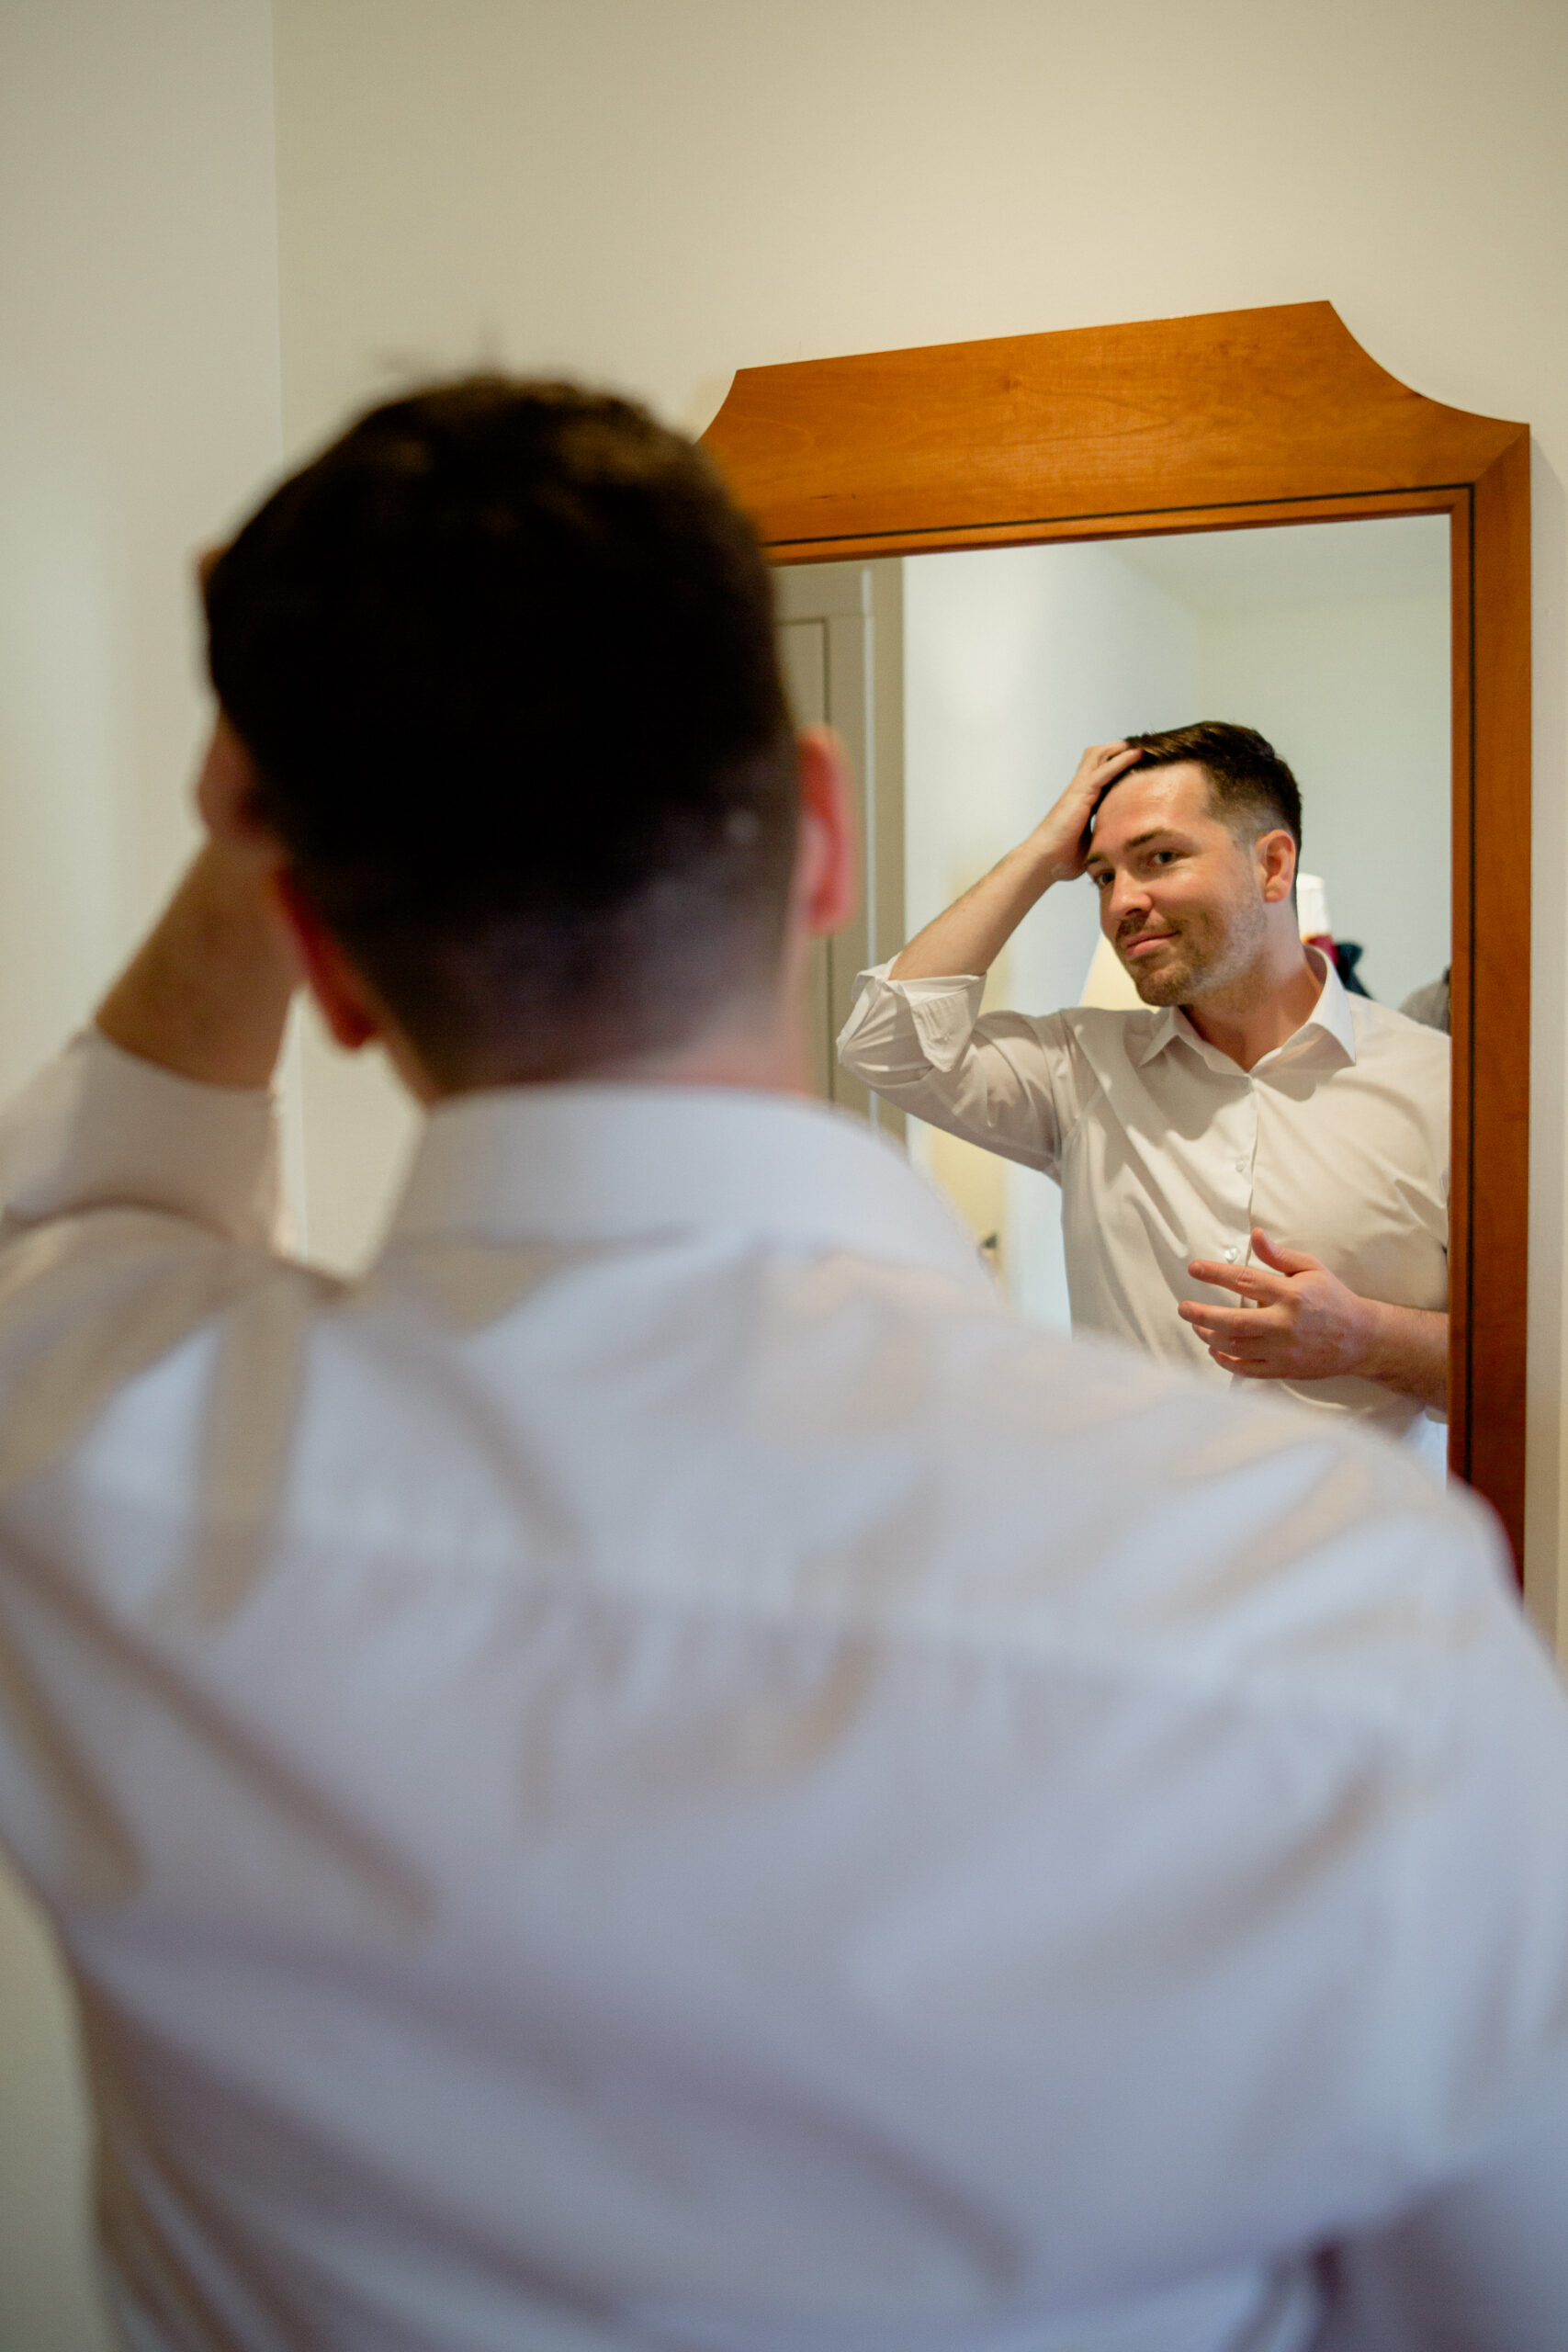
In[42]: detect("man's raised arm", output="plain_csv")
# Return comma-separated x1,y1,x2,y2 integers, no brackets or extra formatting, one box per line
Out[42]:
0,717,301,1269
890,741,1141,978
96,851,295,1093
835,745,1142,1170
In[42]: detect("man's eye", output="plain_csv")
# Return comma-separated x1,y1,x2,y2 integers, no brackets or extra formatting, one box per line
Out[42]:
1091,871,1111,889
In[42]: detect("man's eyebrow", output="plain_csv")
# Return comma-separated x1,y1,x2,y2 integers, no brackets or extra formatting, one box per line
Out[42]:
1084,826,1183,867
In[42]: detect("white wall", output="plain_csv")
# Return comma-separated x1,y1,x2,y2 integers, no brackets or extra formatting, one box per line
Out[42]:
0,5,282,2343
1116,515,1454,1010
903,541,1199,1324
1196,598,1451,1011
0,2,283,1095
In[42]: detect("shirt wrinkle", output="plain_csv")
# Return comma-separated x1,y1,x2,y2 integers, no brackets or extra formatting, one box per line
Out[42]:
0,1023,1560,2352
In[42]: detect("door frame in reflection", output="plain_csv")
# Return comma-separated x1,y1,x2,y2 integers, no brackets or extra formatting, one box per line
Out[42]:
705,302,1530,1566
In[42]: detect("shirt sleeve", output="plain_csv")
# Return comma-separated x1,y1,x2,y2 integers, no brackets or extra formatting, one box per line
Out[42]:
836,960,1076,1178
1316,1545,1568,2346
0,1029,286,1251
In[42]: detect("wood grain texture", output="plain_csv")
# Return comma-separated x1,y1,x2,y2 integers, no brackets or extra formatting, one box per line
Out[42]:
706,304,1532,1565
731,488,1466,572
1465,436,1532,1561
705,303,1520,548
1447,498,1476,1499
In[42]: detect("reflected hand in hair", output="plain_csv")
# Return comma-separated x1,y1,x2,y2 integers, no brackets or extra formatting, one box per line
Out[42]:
1179,1227,1448,1409
887,739,1144,984
1033,740,1146,886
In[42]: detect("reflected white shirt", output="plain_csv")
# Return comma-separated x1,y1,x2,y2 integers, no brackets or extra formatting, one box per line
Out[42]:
0,1033,1563,2352
838,950,1449,1441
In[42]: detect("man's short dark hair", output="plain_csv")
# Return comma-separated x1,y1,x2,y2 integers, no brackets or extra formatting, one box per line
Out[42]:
1122,721,1303,853
204,378,796,1086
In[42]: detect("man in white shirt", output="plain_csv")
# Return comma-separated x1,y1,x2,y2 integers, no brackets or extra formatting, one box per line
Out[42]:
1,381,1565,2352
838,727,1450,1444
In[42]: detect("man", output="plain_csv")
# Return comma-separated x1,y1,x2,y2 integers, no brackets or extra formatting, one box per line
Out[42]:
0,383,1565,2351
839,725,1450,1444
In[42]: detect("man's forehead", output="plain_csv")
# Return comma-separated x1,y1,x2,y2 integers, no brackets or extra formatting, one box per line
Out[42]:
1088,760,1213,852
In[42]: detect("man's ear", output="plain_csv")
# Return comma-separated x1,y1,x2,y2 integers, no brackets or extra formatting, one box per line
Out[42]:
794,726,858,937
268,871,380,1053
1258,828,1299,906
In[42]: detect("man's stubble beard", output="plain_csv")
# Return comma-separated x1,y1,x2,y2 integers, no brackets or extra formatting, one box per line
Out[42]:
1120,893,1270,1009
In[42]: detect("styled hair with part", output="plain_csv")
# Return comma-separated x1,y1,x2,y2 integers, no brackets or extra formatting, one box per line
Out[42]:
204,378,797,1086
1122,720,1303,853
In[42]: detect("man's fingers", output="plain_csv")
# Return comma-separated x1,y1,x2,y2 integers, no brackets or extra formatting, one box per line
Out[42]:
1186,1263,1252,1298
1251,1227,1322,1278
1182,1306,1279,1351
1086,741,1143,793
195,719,276,859
1040,743,1145,876
1185,1260,1286,1303
1066,741,1143,806
1089,742,1142,775
1075,740,1130,773
1180,1295,1280,1336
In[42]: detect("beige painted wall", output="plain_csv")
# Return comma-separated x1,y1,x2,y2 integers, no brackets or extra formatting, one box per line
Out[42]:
268,0,1568,1644
0,4,281,2342
1,2,283,1097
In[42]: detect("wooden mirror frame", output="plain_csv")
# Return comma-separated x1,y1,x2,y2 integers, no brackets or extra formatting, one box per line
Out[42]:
705,301,1531,1563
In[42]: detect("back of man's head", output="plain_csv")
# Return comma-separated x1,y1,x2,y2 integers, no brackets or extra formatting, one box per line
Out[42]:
205,379,796,1087
1123,719,1303,853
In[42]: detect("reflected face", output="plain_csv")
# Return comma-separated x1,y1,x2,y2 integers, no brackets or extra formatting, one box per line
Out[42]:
1084,763,1273,1005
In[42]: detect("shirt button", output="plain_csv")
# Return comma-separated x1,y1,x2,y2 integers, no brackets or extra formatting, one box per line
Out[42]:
1223,1246,1241,1262
1235,1158,1248,1173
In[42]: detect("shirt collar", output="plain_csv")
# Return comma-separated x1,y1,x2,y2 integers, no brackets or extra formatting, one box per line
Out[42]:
385,1082,994,1296
1135,946,1358,1072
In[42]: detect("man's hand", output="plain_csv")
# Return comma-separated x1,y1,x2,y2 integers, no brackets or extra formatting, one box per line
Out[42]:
1180,1227,1449,1410
95,718,300,1091
1026,740,1146,888
890,741,1144,982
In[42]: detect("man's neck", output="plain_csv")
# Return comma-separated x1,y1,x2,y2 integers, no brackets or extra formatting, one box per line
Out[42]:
582,1021,806,1094
421,989,809,1104
1182,941,1324,1073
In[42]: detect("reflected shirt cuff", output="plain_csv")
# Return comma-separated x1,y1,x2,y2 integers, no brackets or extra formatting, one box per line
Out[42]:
840,959,988,1074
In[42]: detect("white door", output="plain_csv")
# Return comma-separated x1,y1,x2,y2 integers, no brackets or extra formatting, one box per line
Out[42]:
774,560,904,1127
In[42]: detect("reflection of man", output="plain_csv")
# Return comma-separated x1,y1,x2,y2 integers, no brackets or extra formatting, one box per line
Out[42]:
840,721,1449,1442
2,400,1565,2347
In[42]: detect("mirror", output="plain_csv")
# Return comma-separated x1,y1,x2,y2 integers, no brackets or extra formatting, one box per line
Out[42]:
782,514,1451,1342
705,302,1530,1557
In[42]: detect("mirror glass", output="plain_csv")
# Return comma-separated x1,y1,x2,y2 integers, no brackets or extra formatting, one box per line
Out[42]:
781,514,1450,1331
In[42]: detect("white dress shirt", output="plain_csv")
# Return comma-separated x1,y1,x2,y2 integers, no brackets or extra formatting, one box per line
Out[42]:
1,1032,1565,2352
837,952,1450,1442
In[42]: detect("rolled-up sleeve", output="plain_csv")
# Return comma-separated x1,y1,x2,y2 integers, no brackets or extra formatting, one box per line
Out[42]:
836,961,1073,1178
0,1030,285,1251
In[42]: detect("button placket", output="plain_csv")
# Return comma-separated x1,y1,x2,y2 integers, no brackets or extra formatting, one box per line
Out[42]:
1218,1083,1258,1266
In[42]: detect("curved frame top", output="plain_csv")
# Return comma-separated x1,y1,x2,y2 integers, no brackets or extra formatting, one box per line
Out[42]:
705,302,1531,1564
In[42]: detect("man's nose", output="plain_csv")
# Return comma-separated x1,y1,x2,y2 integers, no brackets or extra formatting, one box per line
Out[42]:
1106,871,1152,927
